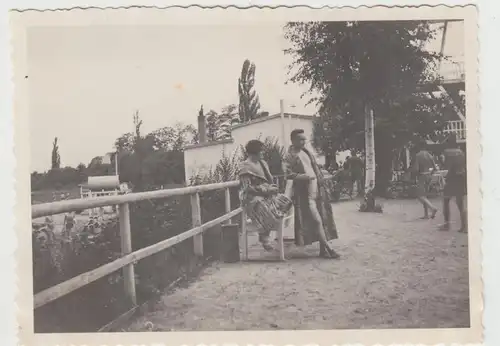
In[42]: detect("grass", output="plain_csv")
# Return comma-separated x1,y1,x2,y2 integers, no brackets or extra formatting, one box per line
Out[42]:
31,186,81,204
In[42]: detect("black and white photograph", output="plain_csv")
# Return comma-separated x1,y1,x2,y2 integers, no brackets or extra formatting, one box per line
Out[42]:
12,5,481,345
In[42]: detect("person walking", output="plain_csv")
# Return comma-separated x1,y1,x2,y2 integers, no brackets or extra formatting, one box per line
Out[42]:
411,141,439,219
345,151,364,197
439,135,467,232
284,129,340,259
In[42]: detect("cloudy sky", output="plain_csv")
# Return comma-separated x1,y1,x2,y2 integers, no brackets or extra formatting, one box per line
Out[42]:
27,21,464,172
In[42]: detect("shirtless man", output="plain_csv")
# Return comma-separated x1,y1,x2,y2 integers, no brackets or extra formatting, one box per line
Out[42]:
412,141,438,219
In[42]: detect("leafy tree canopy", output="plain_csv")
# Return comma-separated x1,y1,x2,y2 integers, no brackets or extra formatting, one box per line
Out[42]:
285,21,457,189
285,21,456,153
238,59,262,122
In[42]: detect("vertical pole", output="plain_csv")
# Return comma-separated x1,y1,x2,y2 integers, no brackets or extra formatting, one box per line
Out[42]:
438,20,449,75
115,151,119,177
224,188,231,224
240,209,248,261
364,104,376,196
440,21,449,56
405,146,411,170
119,203,136,306
280,99,286,147
277,220,285,261
191,193,203,256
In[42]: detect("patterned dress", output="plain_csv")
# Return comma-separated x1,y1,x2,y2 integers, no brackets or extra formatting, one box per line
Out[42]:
238,159,292,238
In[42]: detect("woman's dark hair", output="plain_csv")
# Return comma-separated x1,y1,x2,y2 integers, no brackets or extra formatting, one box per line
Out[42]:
245,139,264,155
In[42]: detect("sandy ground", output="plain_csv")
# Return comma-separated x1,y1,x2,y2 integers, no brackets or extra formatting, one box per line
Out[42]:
124,198,470,331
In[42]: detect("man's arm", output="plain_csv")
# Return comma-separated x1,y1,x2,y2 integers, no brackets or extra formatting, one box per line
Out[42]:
428,152,438,173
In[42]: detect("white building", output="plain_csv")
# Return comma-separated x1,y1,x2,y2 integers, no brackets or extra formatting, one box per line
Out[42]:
183,113,325,182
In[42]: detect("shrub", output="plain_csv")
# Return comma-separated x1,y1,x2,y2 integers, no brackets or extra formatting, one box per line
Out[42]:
33,151,239,332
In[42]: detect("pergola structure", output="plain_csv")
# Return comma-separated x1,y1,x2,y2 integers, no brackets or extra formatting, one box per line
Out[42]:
425,20,466,143
403,20,466,167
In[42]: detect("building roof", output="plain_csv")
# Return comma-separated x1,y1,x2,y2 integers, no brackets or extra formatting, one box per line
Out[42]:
231,113,315,131
184,138,234,151
184,112,315,151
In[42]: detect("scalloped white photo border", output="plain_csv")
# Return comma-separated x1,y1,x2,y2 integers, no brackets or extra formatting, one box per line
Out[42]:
2,1,499,345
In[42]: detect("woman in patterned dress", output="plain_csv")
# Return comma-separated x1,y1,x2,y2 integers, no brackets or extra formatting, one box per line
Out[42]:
238,140,293,251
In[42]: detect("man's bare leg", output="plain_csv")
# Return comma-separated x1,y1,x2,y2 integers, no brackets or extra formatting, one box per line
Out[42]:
417,196,438,219
456,195,467,232
439,197,451,231
309,199,339,259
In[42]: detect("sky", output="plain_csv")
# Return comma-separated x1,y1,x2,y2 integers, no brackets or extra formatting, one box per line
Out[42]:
27,21,464,173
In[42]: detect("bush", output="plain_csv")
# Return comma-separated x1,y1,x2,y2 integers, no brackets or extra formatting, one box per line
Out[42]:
33,149,239,332
31,167,86,191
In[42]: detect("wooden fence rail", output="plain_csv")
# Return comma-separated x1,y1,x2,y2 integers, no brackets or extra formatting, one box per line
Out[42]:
32,180,240,309
32,181,239,219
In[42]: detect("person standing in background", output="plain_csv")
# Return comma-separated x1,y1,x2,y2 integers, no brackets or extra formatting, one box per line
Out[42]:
439,135,467,232
345,151,364,197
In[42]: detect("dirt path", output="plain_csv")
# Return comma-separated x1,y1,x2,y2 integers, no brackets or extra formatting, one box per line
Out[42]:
124,198,469,331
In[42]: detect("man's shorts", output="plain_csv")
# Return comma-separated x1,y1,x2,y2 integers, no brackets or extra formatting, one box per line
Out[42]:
443,173,467,198
416,173,431,197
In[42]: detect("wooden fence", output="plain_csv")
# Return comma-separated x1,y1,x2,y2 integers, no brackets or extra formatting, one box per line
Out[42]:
32,180,244,310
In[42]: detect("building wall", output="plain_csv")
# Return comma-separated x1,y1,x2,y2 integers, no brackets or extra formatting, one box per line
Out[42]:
184,115,324,182
231,115,315,148
183,140,238,182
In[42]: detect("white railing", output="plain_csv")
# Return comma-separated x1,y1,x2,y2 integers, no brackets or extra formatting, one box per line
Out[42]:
443,120,466,141
439,60,465,83
32,180,243,309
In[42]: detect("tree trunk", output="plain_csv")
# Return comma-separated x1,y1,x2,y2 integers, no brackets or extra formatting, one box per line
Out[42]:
364,105,376,196
325,154,331,170
361,104,378,212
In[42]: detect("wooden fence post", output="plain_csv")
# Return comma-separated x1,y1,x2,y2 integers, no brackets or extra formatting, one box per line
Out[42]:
118,202,137,306
191,193,203,256
224,188,231,225
240,209,248,261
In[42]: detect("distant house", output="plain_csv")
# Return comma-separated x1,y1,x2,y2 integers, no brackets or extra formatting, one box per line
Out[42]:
183,112,324,182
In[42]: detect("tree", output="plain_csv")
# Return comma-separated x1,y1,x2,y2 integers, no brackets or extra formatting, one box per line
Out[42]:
205,105,236,142
76,163,87,182
171,123,198,151
219,104,238,137
112,115,198,189
141,150,185,189
285,21,454,197
87,156,111,177
51,137,61,169
133,110,142,140
205,110,220,142
114,132,135,152
238,59,261,122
